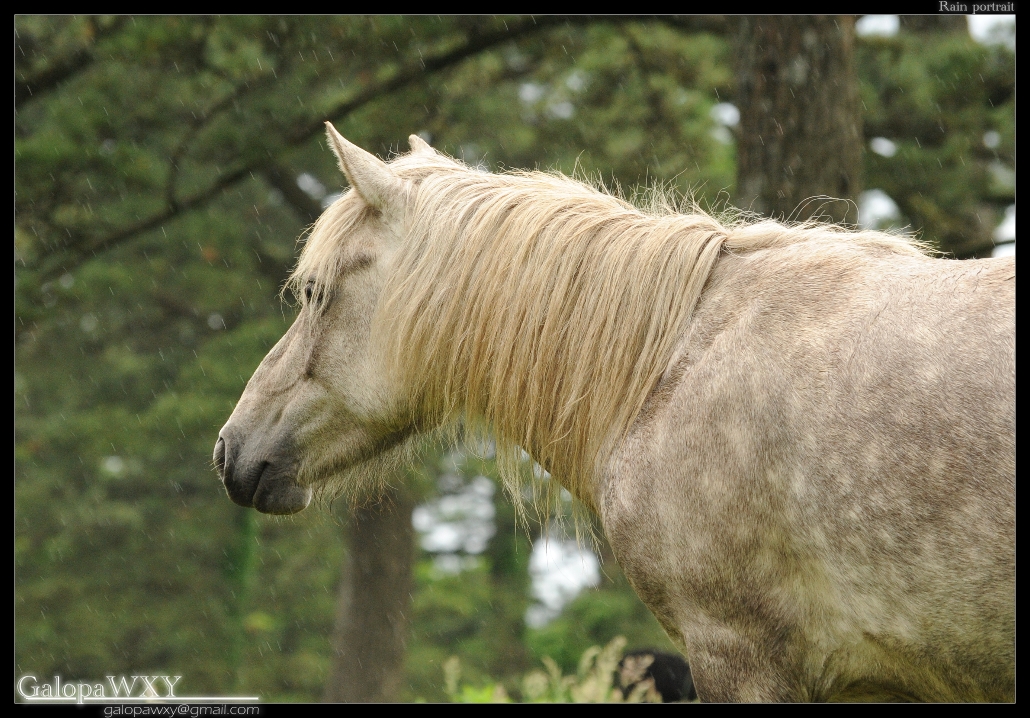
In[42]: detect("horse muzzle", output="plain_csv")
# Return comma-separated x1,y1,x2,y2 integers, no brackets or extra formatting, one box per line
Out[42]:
214,430,312,515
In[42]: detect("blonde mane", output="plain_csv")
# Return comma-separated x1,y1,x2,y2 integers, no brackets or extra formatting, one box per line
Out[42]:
292,150,926,507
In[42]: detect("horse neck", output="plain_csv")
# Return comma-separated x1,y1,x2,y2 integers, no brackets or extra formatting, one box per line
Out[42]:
384,185,727,506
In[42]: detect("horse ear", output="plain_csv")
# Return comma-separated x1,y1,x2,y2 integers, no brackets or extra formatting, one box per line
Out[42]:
408,134,435,155
324,122,405,217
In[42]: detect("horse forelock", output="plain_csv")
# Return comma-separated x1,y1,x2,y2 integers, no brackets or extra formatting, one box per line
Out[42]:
286,194,368,304
291,146,928,511
286,150,467,303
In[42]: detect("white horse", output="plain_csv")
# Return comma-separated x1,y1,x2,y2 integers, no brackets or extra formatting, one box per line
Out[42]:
215,124,1015,701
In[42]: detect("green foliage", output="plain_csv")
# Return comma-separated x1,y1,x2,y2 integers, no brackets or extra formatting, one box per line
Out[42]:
857,27,1014,255
526,570,679,675
401,448,533,701
417,22,736,195
442,637,659,703
443,655,512,703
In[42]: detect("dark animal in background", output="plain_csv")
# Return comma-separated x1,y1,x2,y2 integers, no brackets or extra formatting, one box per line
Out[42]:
617,649,696,702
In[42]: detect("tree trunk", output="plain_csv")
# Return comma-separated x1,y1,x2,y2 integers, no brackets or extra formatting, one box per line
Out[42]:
735,16,862,225
324,486,415,703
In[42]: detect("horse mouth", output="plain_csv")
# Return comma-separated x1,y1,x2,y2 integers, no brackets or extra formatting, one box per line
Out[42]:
215,437,312,515
251,462,313,514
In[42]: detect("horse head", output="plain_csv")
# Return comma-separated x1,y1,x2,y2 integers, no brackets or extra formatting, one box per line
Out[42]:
214,124,430,514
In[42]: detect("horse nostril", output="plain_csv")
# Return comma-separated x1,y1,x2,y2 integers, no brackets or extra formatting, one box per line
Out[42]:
214,437,226,479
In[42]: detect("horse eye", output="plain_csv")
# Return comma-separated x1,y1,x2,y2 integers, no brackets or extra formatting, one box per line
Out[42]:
304,283,314,302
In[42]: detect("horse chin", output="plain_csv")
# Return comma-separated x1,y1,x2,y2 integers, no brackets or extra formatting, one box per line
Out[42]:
252,480,313,515
316,428,426,504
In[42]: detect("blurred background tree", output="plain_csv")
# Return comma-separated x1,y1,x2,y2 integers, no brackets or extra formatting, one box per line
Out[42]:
734,16,863,224
15,15,1014,703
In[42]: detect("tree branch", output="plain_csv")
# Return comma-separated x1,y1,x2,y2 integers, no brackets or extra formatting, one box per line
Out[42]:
263,164,324,223
293,15,590,143
29,16,663,280
29,17,582,279
657,15,731,37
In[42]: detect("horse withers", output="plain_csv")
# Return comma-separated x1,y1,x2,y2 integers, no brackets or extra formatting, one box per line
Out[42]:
214,124,1015,701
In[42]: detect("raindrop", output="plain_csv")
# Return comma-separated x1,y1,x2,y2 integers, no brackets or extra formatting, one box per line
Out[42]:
207,313,225,330
80,314,98,332
983,131,1001,149
59,273,74,289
